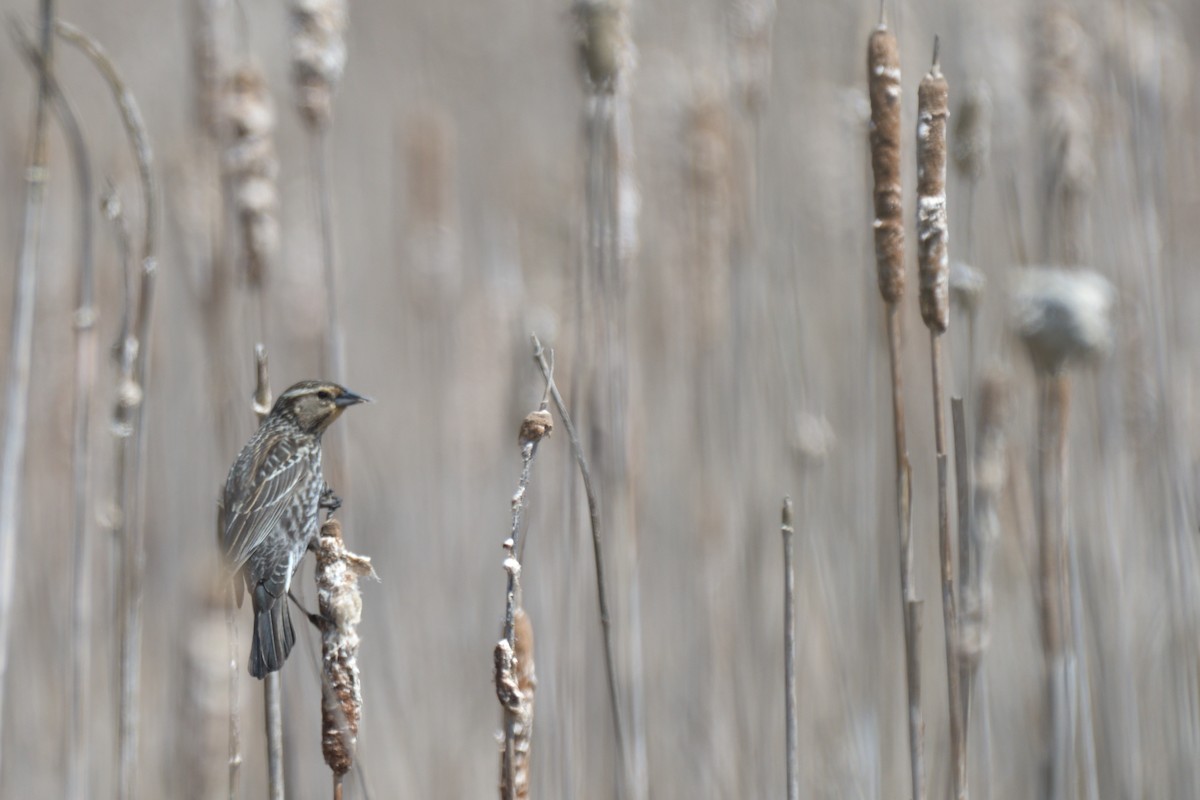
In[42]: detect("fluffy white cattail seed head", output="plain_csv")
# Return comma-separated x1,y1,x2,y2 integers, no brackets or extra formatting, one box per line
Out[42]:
1012,267,1114,373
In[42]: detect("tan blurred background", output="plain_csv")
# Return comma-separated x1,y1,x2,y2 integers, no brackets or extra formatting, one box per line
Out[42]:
2,0,1200,797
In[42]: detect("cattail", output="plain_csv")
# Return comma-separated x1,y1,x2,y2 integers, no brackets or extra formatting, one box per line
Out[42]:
1032,5,1094,264
949,261,985,314
1012,267,1114,374
952,82,991,183
574,0,632,95
684,84,734,347
289,0,348,129
315,518,376,777
917,50,950,334
867,24,905,305
727,0,777,114
506,609,536,800
190,0,222,139
959,371,1009,672
403,109,462,304
221,64,279,287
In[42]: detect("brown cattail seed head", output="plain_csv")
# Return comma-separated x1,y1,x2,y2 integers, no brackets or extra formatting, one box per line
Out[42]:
316,519,376,776
1012,267,1114,374
221,65,279,287
574,0,632,94
511,609,536,800
519,409,553,449
867,25,905,305
952,82,991,183
290,0,348,129
917,55,950,333
728,0,777,114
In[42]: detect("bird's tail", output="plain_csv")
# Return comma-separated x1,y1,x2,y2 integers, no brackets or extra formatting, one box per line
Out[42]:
249,592,296,679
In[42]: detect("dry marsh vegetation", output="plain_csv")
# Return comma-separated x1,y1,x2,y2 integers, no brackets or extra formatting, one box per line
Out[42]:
0,1,1199,798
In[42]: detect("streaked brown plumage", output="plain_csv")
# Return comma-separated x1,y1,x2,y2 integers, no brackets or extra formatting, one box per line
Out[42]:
219,380,368,678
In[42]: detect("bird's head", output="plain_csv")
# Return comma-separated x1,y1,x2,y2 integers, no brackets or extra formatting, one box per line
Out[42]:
271,380,370,434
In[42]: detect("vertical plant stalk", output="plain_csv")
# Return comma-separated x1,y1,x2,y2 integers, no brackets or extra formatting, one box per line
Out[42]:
867,20,924,800
1038,372,1072,800
248,346,284,800
951,399,971,735
54,21,158,800
531,334,628,795
781,498,798,800
12,27,95,798
916,43,967,800
0,0,53,777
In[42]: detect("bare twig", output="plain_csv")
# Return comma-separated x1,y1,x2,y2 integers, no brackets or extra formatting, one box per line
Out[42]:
781,498,798,800
498,360,553,800
0,0,54,778
531,333,628,793
10,23,95,799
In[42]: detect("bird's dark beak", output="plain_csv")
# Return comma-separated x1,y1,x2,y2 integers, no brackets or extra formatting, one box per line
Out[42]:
335,390,371,408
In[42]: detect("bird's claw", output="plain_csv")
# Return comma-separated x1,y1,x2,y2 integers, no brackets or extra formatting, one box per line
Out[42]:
319,485,342,517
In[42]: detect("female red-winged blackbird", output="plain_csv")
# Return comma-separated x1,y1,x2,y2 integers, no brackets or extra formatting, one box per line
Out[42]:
219,380,368,678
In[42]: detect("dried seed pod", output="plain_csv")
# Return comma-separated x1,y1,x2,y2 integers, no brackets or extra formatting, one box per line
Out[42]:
868,24,905,305
518,409,553,449
315,519,376,776
1012,267,1114,373
916,53,950,333
290,0,348,129
221,65,279,287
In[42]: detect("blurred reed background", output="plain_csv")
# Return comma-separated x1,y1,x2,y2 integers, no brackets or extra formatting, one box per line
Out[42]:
1,0,1199,797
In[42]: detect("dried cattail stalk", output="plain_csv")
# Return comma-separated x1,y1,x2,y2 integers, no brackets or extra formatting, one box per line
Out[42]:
316,518,376,776
501,608,537,800
727,0,776,115
952,82,991,183
574,0,633,94
868,23,905,305
289,0,348,129
221,64,279,287
867,20,922,800
917,52,950,334
1012,267,1114,374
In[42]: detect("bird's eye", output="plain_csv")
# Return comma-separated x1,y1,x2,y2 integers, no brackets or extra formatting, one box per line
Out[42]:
317,390,333,402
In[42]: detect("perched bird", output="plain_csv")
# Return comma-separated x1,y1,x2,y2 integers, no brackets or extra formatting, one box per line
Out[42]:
219,380,368,678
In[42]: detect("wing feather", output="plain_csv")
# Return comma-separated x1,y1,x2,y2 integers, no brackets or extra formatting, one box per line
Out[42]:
220,427,310,572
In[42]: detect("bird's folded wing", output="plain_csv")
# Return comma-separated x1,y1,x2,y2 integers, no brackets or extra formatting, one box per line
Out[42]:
221,434,309,571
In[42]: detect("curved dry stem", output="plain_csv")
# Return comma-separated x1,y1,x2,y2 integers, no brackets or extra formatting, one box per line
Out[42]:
12,23,96,798
56,21,157,800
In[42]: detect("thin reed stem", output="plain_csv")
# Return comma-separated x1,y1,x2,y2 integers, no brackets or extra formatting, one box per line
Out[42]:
0,0,54,778
952,398,970,734
781,498,798,800
249,345,283,800
531,333,628,794
11,25,95,797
